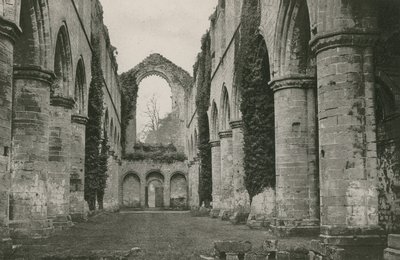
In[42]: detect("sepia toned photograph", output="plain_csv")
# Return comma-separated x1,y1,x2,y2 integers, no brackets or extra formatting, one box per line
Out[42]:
0,0,399,259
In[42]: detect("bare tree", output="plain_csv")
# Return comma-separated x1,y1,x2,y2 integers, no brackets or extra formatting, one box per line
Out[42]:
143,94,161,142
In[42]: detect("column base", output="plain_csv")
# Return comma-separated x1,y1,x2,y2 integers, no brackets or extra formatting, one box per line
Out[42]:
48,215,73,230
70,212,88,223
210,208,221,218
320,225,386,246
0,237,12,259
9,219,53,240
273,218,320,237
219,209,233,221
230,210,250,225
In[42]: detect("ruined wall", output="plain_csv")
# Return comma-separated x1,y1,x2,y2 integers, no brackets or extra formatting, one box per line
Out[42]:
123,54,193,153
0,0,122,240
119,160,188,209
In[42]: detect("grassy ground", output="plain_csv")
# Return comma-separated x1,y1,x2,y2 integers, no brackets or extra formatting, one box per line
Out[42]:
11,212,312,260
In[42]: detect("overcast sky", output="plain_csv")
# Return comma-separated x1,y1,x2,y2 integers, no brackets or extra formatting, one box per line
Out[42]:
100,0,216,140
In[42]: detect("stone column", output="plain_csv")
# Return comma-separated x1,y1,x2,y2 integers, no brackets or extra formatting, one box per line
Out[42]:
311,33,384,245
270,76,319,237
219,130,233,214
11,66,54,239
164,172,171,208
47,97,74,229
210,140,221,216
0,15,20,247
229,120,250,213
69,115,88,222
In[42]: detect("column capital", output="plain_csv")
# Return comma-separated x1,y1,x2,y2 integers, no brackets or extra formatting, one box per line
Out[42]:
270,75,316,92
50,96,75,109
0,16,21,43
229,120,243,129
71,114,88,125
310,31,378,55
219,130,232,139
209,140,221,147
13,66,55,85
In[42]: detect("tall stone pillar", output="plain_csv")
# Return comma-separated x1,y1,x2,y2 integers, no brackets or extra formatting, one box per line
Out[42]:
271,76,319,236
229,120,250,213
47,97,74,229
311,32,384,246
11,66,54,239
210,140,221,214
0,14,20,249
219,130,233,213
69,115,88,222
164,172,171,208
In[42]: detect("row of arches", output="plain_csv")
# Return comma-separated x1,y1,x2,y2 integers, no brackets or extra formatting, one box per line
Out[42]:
122,171,188,209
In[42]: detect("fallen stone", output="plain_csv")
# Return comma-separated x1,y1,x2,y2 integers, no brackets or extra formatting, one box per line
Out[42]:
214,240,252,254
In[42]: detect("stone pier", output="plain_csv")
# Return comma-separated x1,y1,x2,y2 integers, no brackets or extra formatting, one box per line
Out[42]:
70,115,88,222
11,67,54,239
230,120,250,222
219,130,233,216
312,28,385,247
47,97,74,229
0,11,20,248
210,140,221,216
271,76,319,236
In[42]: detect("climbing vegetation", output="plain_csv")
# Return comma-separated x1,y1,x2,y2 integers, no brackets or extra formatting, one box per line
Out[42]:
119,72,139,155
84,35,110,211
193,32,213,206
235,0,275,201
123,143,186,164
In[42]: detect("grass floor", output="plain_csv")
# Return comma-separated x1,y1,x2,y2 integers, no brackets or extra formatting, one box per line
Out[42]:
12,211,312,260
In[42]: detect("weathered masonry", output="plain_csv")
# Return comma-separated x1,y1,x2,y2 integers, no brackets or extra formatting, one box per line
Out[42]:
1,0,400,259
0,0,122,242
186,0,400,258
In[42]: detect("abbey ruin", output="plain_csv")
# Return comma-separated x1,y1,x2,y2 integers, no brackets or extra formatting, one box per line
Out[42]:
0,0,400,259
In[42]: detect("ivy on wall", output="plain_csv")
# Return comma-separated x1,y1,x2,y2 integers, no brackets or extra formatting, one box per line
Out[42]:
84,35,109,211
235,0,275,201
193,32,213,206
119,72,139,155
123,143,186,164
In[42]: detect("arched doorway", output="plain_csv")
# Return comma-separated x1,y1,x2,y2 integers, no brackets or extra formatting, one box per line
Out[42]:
146,171,164,208
122,173,141,208
170,173,188,209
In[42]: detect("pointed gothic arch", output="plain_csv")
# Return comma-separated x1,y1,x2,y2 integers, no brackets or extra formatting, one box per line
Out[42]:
53,23,73,98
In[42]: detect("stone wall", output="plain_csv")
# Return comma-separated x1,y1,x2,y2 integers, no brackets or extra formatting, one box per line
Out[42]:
0,0,122,240
119,160,188,209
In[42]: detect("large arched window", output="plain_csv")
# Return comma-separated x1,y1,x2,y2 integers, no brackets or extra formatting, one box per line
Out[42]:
53,24,73,98
211,101,219,140
74,58,86,114
220,85,230,130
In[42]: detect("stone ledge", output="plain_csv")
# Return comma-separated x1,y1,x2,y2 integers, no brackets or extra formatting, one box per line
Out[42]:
219,130,232,139
310,30,378,54
270,75,316,92
71,114,89,125
14,65,55,85
50,96,75,109
229,120,243,129
388,234,400,250
209,140,221,147
384,248,400,260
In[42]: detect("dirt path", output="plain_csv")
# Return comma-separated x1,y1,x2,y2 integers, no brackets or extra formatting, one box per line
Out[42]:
12,211,309,259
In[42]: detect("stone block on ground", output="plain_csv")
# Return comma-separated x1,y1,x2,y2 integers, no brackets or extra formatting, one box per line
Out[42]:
385,234,400,260
210,209,221,218
214,241,252,254
191,207,211,217
230,211,250,225
219,210,232,221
